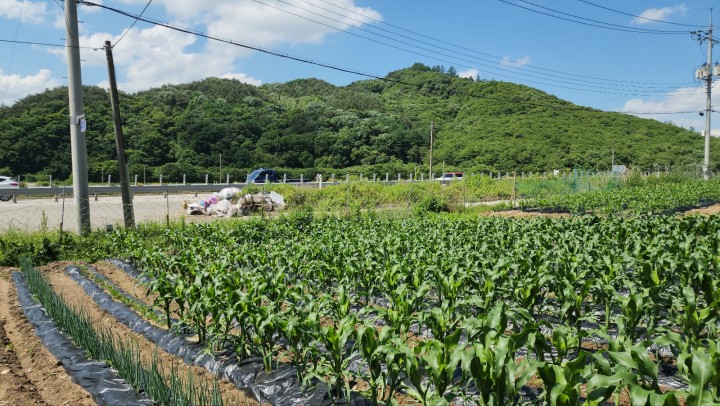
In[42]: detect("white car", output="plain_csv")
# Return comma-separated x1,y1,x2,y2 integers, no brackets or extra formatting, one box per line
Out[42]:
0,176,19,201
436,172,464,181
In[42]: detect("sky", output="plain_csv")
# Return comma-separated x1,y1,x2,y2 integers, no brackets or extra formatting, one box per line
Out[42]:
1,0,720,134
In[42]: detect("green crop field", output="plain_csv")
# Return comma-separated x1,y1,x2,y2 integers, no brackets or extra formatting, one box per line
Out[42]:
94,211,720,405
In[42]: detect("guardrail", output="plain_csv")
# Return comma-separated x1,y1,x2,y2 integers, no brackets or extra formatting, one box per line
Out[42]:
6,177,468,199
9,183,258,197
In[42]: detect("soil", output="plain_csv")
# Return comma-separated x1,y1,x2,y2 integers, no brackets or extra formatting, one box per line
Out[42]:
39,263,258,406
482,209,571,218
90,261,156,308
683,203,720,216
0,266,95,406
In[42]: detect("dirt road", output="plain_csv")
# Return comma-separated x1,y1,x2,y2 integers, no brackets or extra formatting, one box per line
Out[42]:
0,193,204,233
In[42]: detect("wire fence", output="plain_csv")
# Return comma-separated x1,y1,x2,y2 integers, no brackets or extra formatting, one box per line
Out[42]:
0,169,712,234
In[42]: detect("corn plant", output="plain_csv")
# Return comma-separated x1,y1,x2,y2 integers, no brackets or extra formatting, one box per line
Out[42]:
403,329,464,405
313,314,358,401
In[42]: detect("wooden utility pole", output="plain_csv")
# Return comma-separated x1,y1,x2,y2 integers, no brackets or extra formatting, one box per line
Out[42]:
65,0,90,233
104,40,135,228
428,121,434,179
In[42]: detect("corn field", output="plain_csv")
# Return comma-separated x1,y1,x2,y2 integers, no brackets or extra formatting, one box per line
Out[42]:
106,213,720,405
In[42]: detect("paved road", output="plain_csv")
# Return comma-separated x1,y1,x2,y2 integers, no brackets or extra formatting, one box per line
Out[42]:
0,193,210,233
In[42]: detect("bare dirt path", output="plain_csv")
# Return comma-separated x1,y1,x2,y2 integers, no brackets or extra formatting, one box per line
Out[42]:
0,267,94,406
684,203,720,216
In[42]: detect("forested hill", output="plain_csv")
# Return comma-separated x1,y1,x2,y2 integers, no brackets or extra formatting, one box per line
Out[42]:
0,63,716,181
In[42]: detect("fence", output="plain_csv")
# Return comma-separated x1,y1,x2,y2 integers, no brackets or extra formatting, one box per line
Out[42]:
0,170,708,234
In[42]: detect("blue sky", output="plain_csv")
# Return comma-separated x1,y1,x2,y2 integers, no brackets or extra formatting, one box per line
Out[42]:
1,0,719,133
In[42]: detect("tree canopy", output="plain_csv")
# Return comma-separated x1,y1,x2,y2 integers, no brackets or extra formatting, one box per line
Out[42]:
0,63,715,181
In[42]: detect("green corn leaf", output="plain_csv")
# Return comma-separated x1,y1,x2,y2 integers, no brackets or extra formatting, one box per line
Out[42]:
688,349,717,405
629,385,652,406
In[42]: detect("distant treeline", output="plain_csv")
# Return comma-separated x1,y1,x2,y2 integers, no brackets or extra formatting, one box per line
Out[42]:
1,63,716,181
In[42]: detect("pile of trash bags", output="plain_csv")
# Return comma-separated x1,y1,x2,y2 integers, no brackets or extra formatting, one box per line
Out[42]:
182,187,286,217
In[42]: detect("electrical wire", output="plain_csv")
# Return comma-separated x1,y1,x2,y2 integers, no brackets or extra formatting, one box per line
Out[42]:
269,0,690,93
498,0,690,34
76,0,708,117
308,0,694,87
249,0,692,96
113,0,153,47
2,0,25,106
576,0,702,28
0,38,99,50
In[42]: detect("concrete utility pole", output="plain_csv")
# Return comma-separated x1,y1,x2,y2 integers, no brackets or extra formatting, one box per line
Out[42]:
104,40,135,228
428,121,434,179
693,11,719,180
65,0,91,233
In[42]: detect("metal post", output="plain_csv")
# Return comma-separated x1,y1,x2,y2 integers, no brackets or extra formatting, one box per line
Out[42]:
694,14,716,180
705,25,713,181
183,174,186,185
66,0,90,233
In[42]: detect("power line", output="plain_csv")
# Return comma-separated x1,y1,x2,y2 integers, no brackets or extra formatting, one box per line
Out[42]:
0,38,99,50
308,0,693,87
76,1,708,116
1,0,25,106
498,0,689,34
273,0,690,92
249,0,692,96
113,0,153,47
577,0,702,28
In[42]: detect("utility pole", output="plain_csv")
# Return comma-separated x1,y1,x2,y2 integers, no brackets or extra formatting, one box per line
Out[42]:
693,11,719,180
428,121,434,179
104,40,134,228
219,154,222,183
65,0,90,233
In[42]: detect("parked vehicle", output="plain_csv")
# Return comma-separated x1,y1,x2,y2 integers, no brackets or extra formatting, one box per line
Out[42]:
0,176,19,201
436,172,464,181
247,168,278,183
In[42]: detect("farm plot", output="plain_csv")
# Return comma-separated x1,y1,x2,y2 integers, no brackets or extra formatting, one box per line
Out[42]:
12,261,258,406
90,213,720,405
519,178,720,215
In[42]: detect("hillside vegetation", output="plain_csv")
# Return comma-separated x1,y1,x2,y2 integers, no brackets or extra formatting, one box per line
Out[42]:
0,63,715,181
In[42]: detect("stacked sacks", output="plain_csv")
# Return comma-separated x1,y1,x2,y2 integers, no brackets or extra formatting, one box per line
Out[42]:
183,189,285,216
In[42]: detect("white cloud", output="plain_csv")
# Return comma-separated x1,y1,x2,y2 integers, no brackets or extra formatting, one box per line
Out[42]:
35,0,380,97
500,55,531,67
0,0,48,23
622,86,720,136
48,0,380,93
458,69,479,79
221,73,261,86
632,4,688,25
0,68,60,106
